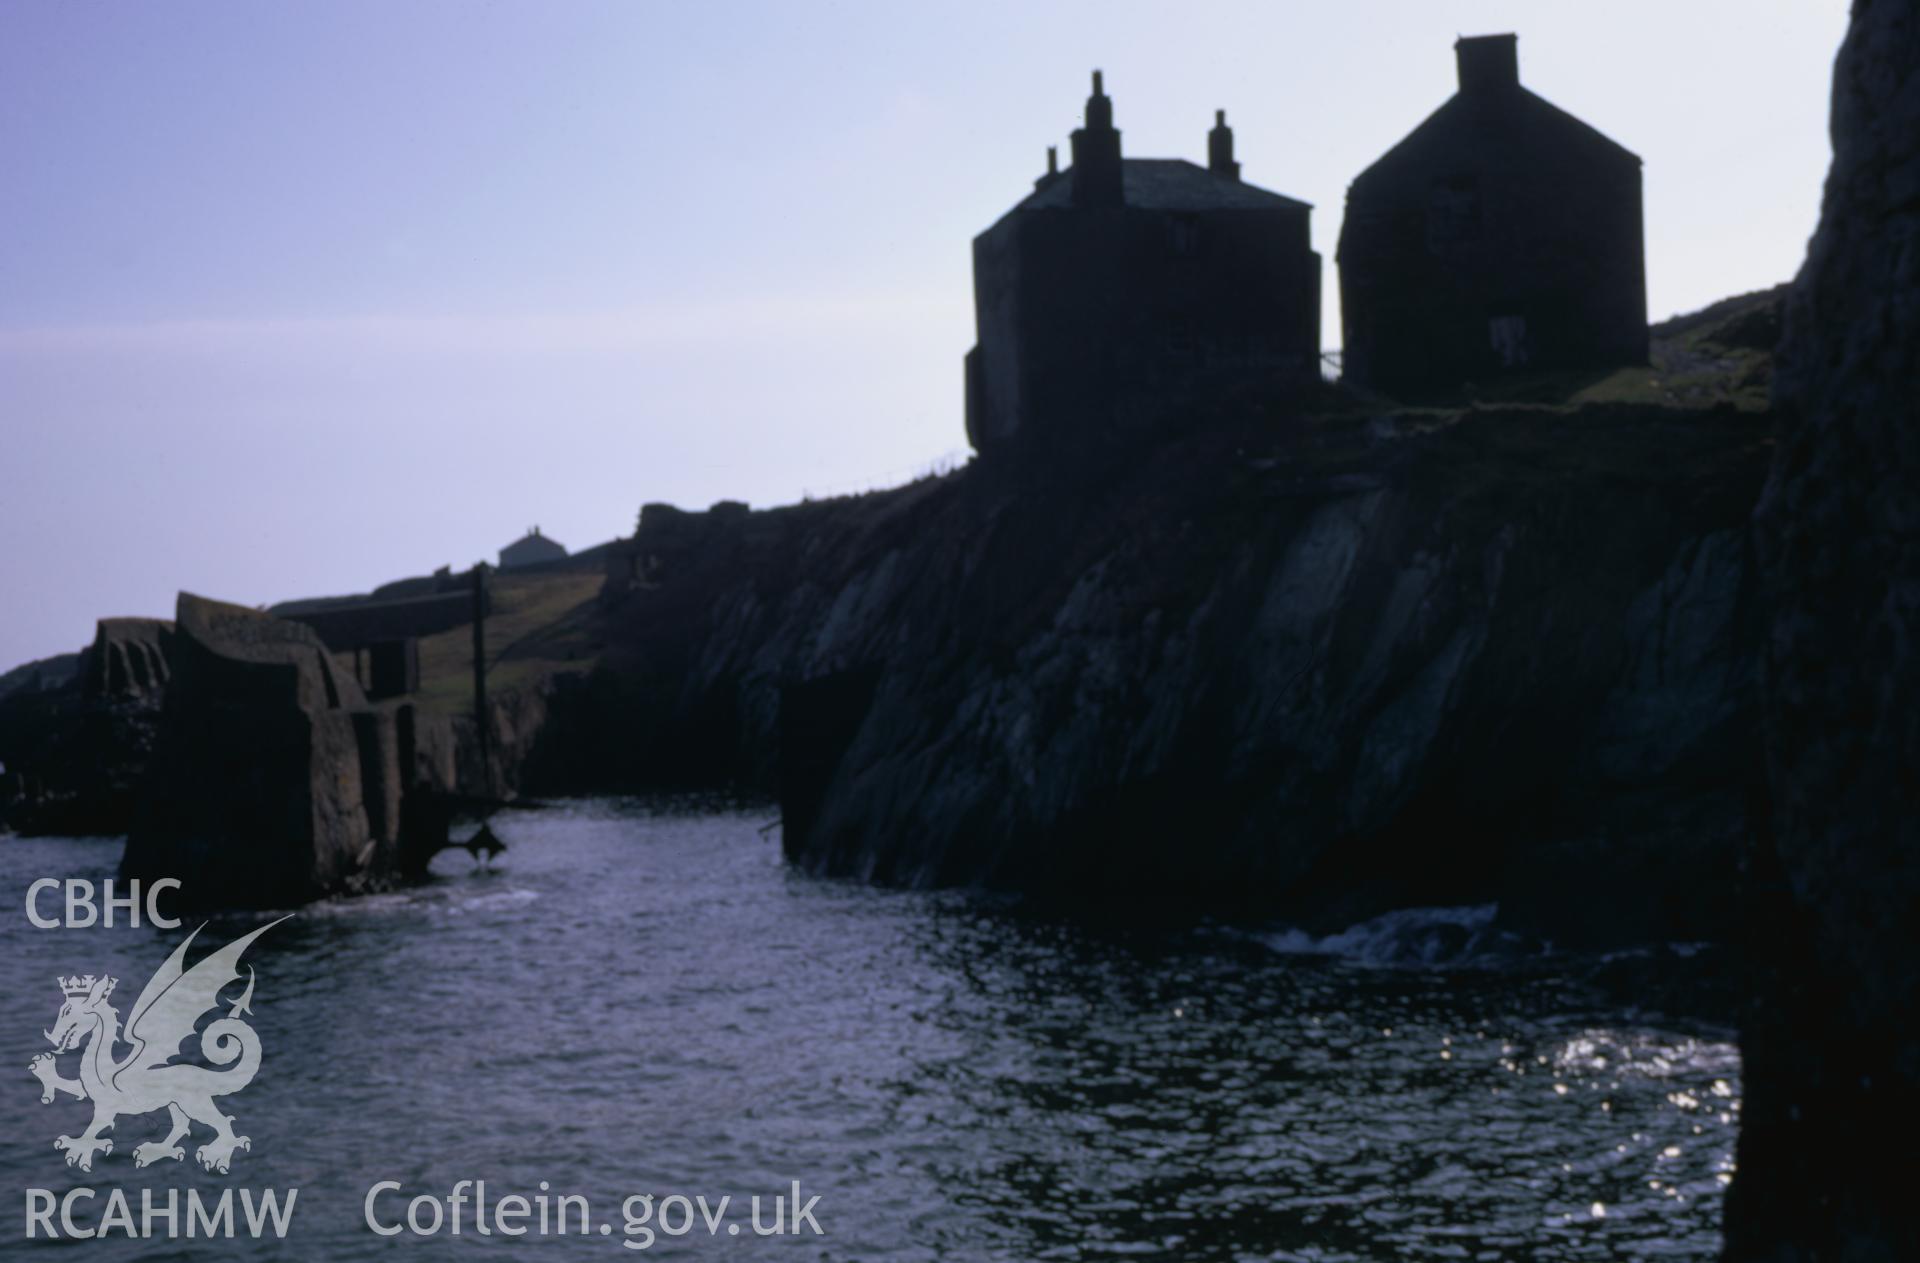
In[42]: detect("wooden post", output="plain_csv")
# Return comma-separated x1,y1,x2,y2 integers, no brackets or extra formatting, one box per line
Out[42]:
471,563,491,792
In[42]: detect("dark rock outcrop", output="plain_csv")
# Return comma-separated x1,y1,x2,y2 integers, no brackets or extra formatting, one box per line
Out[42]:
82,617,174,702
1731,2,1920,1258
562,402,1771,940
796,408,1765,930
455,674,555,800
0,620,174,836
0,650,82,704
122,593,456,907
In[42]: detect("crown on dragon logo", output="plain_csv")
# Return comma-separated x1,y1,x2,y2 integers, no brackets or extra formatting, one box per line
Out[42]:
59,975,113,998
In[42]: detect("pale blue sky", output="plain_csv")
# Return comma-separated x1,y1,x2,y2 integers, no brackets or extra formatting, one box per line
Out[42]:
0,1,1849,671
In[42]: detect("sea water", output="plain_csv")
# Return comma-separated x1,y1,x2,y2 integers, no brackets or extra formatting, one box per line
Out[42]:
0,799,1738,1260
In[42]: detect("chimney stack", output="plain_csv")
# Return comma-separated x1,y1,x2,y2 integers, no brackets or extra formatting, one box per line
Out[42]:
1034,145,1061,190
1069,69,1124,207
1208,109,1239,180
1455,33,1519,96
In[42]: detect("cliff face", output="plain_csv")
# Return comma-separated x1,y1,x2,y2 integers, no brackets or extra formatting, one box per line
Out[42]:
569,402,1772,940
1731,1,1920,1257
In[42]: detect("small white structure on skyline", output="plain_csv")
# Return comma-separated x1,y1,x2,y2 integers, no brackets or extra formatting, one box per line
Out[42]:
498,526,567,570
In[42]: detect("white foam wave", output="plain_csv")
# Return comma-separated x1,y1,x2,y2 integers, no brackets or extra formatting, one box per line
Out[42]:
1262,903,1510,967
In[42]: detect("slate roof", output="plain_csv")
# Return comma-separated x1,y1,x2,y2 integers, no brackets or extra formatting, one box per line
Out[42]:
1014,158,1311,213
1353,88,1641,191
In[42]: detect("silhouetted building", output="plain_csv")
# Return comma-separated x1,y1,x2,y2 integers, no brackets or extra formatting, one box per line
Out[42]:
1337,35,1647,394
499,526,566,570
965,72,1321,456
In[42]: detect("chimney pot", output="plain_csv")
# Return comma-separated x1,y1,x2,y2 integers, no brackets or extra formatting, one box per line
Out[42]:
1208,107,1239,180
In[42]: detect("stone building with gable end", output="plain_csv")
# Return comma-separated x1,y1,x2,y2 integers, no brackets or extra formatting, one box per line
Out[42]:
1337,34,1648,394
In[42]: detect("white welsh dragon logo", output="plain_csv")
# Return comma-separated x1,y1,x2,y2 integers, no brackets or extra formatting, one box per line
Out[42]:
28,916,290,1174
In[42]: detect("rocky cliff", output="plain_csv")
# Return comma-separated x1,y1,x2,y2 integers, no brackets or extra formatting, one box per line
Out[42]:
556,398,1772,942
1730,1,1920,1257
0,618,173,836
